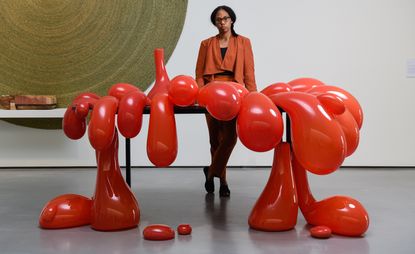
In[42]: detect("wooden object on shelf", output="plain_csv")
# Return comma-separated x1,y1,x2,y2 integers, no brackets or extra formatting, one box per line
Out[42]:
0,95,14,110
14,95,57,110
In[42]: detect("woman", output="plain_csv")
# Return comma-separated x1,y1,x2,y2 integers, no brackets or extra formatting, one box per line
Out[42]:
195,5,257,197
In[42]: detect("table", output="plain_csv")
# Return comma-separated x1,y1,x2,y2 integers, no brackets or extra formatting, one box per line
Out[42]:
0,107,290,187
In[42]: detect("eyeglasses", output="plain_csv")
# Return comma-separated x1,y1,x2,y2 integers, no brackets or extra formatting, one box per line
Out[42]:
215,16,231,24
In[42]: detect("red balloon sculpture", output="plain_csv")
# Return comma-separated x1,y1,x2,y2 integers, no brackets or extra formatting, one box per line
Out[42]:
42,46,369,237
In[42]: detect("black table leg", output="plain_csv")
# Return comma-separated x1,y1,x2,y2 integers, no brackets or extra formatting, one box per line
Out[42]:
285,113,291,143
126,138,131,187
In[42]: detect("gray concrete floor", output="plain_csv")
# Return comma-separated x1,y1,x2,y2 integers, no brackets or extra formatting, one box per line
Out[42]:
0,167,414,254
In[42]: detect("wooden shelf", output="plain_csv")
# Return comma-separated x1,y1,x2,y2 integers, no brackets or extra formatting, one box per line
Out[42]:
0,108,66,118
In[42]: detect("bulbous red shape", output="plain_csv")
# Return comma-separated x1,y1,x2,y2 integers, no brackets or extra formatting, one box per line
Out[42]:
316,93,345,115
269,92,346,174
117,90,147,138
63,106,86,140
292,156,369,237
147,48,170,99
73,92,100,105
307,85,364,129
72,92,100,118
310,226,332,239
288,77,325,92
91,130,140,231
168,75,199,106
334,109,360,156
237,92,283,152
177,224,192,235
147,93,178,167
143,224,175,240
226,81,249,98
261,82,292,97
198,82,241,121
108,83,140,102
248,143,298,231
39,194,92,229
88,96,118,151
75,102,90,119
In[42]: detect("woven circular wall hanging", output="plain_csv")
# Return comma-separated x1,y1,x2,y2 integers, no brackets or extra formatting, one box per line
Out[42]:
0,0,187,129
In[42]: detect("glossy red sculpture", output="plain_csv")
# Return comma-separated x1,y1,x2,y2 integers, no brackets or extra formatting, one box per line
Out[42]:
292,156,369,236
43,45,370,238
247,77,369,237
143,224,175,241
41,85,143,231
248,143,298,231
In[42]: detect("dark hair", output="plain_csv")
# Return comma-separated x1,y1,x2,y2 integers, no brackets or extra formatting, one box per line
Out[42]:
210,5,238,37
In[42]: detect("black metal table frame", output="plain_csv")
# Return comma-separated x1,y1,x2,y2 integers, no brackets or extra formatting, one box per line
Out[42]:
124,106,290,186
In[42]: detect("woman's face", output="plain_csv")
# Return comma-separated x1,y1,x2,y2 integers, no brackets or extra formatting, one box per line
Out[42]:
214,9,232,34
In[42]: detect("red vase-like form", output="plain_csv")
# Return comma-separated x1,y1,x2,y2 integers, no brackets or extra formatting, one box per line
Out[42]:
147,48,170,99
292,155,369,237
248,142,298,231
91,129,140,231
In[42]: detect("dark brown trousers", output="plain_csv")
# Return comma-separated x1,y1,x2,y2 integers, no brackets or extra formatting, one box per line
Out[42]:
204,75,237,181
205,114,237,179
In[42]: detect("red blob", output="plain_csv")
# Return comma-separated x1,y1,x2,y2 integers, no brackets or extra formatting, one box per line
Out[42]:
73,92,100,105
310,226,332,239
117,90,147,138
261,82,292,97
147,93,178,167
237,92,283,152
316,93,345,115
39,194,92,229
108,83,140,102
143,224,175,241
168,75,199,106
88,96,118,151
75,102,90,119
198,81,241,121
307,85,364,129
334,109,360,156
288,77,325,92
269,92,346,174
63,106,86,140
177,224,192,235
226,81,249,98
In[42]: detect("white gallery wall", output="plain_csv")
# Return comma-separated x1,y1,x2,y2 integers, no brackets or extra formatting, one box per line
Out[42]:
1,0,414,167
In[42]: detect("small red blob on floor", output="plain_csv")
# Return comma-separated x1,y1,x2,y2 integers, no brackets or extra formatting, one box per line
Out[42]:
143,224,175,241
310,226,332,239
177,224,192,235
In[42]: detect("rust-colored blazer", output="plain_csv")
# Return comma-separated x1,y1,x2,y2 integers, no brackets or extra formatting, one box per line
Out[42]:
195,35,257,92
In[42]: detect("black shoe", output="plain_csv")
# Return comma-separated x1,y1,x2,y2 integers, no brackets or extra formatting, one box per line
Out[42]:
203,167,214,193
219,184,230,197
